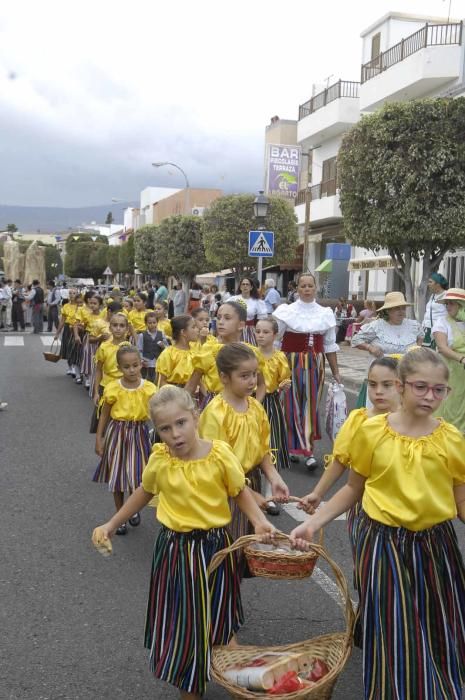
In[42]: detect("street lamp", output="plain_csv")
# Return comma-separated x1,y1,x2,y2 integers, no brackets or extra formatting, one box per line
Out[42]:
152,161,190,214
253,191,270,286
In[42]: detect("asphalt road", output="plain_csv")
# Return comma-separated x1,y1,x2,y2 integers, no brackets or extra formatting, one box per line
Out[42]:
0,333,384,699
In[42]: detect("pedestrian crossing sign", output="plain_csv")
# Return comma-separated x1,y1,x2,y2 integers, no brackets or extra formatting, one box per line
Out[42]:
248,230,274,258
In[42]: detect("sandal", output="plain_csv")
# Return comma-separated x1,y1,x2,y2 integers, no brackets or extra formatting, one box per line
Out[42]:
116,523,128,536
129,513,141,527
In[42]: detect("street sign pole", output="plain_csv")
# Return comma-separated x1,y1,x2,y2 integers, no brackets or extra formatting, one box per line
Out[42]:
257,256,263,287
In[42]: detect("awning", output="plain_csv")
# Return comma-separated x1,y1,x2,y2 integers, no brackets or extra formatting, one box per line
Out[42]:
347,255,397,272
315,259,332,273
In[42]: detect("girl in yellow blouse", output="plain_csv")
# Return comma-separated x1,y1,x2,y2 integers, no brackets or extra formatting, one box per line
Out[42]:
128,292,148,335
291,348,465,700
190,307,218,350
156,315,198,387
121,297,133,317
256,318,292,504
92,385,275,698
54,288,79,376
76,295,107,390
93,346,156,535
153,301,173,339
199,343,289,572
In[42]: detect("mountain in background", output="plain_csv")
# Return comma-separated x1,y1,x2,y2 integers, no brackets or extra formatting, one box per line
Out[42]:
0,202,138,233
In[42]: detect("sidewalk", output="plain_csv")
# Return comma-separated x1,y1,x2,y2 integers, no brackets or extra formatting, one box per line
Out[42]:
335,344,370,392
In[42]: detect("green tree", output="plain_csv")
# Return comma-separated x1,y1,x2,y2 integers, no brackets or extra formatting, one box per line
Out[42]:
202,195,298,280
135,225,160,276
44,246,63,280
106,246,121,275
64,234,109,280
6,223,18,233
105,211,114,225
159,216,207,286
338,98,465,318
118,233,135,274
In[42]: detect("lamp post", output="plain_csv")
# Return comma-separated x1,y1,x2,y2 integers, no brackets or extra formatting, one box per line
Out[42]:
253,190,270,287
152,161,190,215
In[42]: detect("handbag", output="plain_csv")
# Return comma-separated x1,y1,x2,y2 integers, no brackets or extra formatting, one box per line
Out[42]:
325,382,348,441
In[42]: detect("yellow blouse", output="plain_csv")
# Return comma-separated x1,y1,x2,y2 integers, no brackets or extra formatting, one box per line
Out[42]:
332,408,368,466
128,309,147,333
190,335,218,353
142,440,245,532
351,414,465,530
95,339,131,387
199,395,271,473
103,379,157,421
74,305,93,328
192,342,265,394
61,303,78,325
157,318,173,339
86,313,109,336
156,346,194,386
259,350,291,394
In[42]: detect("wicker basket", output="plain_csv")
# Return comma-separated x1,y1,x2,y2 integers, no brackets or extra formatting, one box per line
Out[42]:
244,529,323,580
209,533,354,700
43,339,61,363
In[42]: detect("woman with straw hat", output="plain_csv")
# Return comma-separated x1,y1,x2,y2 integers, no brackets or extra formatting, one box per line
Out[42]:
433,288,465,433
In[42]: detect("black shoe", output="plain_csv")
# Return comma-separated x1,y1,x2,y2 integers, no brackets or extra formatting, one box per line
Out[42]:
116,523,128,536
75,378,83,385
305,456,318,472
129,513,141,527
265,501,281,516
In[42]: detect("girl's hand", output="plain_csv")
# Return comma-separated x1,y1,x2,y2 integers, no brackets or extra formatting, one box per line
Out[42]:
95,439,104,457
270,476,290,503
297,492,321,514
93,393,100,407
254,520,277,543
92,524,114,555
199,327,209,339
289,519,318,551
101,333,110,342
250,489,268,511
278,379,292,392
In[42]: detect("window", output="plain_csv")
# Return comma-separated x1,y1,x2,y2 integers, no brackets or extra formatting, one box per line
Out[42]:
371,32,381,60
321,157,337,196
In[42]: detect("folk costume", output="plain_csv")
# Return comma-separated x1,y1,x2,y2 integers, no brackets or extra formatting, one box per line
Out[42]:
229,295,267,345
258,349,291,472
142,440,244,695
156,345,194,387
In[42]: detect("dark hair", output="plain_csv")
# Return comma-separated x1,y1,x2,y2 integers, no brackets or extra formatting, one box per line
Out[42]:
47,280,55,287
236,276,259,299
145,311,157,324
135,292,147,303
171,314,193,341
107,301,122,314
368,356,399,378
110,312,129,328
191,306,208,319
32,279,40,286
124,297,134,308
116,345,141,366
288,280,297,289
215,293,222,302
221,300,247,323
14,278,21,284
83,290,96,303
296,272,316,285
216,342,257,376
154,300,168,312
256,317,279,334
90,294,103,307
399,347,448,383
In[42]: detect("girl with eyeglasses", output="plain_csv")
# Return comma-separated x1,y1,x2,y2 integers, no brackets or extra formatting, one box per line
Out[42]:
290,347,465,700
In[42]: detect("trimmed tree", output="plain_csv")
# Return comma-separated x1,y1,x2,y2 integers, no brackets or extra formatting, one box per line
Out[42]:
134,226,160,276
338,98,465,318
202,195,299,281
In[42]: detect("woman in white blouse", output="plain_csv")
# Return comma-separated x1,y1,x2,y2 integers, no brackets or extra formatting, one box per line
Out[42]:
422,273,448,348
229,276,267,345
273,272,340,470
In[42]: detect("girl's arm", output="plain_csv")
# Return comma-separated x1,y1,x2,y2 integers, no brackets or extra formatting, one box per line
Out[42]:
298,458,347,513
454,483,465,522
434,331,464,363
255,371,266,403
158,374,167,387
73,323,82,343
290,471,366,548
234,487,276,541
54,317,65,339
93,362,103,405
185,369,202,395
95,402,111,456
95,486,153,538
260,453,289,501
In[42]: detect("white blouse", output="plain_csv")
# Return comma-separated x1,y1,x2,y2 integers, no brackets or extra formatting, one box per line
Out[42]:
272,300,338,353
352,317,423,355
422,292,447,329
432,317,465,347
229,295,268,321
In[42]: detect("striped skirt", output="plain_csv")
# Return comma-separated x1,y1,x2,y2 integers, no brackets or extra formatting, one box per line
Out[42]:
263,391,290,472
240,325,257,346
92,419,151,492
67,329,81,366
354,511,465,700
59,323,72,361
228,467,261,578
283,351,325,456
79,333,95,377
144,526,243,695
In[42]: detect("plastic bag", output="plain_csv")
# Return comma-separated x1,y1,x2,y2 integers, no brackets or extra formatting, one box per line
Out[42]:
325,382,347,442
267,671,302,694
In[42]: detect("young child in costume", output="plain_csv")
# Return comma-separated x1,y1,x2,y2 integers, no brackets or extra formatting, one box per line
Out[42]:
72,291,96,385
156,315,198,387
137,311,168,383
190,307,218,350
153,301,173,339
255,317,292,515
291,348,465,700
93,345,156,535
54,288,79,376
92,385,275,699
199,343,288,569
128,292,148,335
79,295,108,390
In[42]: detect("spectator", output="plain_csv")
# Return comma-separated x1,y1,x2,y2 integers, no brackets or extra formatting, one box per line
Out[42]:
287,280,297,304
26,279,45,334
11,279,25,331
155,281,168,304
422,273,448,348
346,299,377,341
263,278,282,314
188,282,202,313
146,282,155,310
173,282,186,316
46,280,61,332
0,281,8,330
335,297,357,343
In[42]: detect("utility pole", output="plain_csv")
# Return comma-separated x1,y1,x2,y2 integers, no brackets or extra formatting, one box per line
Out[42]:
301,150,312,272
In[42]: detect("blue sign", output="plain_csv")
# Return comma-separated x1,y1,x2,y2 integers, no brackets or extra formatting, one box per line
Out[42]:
248,230,274,258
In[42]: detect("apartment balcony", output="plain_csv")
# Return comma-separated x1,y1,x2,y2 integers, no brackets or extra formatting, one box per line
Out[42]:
360,22,463,111
298,80,360,147
295,179,342,225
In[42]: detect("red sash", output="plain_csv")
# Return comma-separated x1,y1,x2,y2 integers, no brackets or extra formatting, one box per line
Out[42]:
281,331,324,354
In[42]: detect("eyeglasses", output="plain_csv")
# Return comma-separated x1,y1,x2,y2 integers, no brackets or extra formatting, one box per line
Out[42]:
404,380,451,399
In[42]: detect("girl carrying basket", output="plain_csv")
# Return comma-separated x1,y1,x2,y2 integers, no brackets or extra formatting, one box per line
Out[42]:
92,385,275,699
291,348,465,700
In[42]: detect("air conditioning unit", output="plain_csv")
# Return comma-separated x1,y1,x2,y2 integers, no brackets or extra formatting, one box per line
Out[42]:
192,207,205,217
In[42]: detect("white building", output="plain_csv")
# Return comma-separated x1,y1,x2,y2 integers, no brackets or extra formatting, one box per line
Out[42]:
295,12,465,299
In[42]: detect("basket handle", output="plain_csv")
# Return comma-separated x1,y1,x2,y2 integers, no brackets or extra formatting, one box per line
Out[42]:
209,530,354,643
49,338,60,353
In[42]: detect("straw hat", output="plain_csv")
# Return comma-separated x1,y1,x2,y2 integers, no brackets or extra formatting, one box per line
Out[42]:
437,288,465,306
378,291,413,312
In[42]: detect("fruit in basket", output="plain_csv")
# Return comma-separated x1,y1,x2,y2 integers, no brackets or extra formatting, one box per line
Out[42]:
267,671,303,694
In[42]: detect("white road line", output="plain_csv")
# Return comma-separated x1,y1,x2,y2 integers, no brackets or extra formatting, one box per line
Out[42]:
4,336,24,346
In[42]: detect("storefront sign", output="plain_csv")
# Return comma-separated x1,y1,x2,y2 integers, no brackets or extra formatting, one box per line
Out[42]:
265,144,301,200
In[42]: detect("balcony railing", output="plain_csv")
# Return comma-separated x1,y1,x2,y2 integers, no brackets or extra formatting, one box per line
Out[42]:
361,21,463,83
295,179,338,206
298,80,360,120
295,189,307,206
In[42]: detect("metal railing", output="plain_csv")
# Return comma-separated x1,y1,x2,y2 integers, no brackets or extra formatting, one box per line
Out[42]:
295,189,307,206
298,80,360,120
361,21,463,83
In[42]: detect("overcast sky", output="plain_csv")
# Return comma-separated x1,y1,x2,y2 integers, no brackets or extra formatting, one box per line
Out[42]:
0,0,462,207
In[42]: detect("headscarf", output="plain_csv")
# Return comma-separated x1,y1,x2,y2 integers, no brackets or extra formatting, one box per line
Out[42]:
430,272,448,290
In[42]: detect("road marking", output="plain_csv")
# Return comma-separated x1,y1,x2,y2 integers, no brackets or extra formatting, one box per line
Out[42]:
4,336,24,346
283,502,346,521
